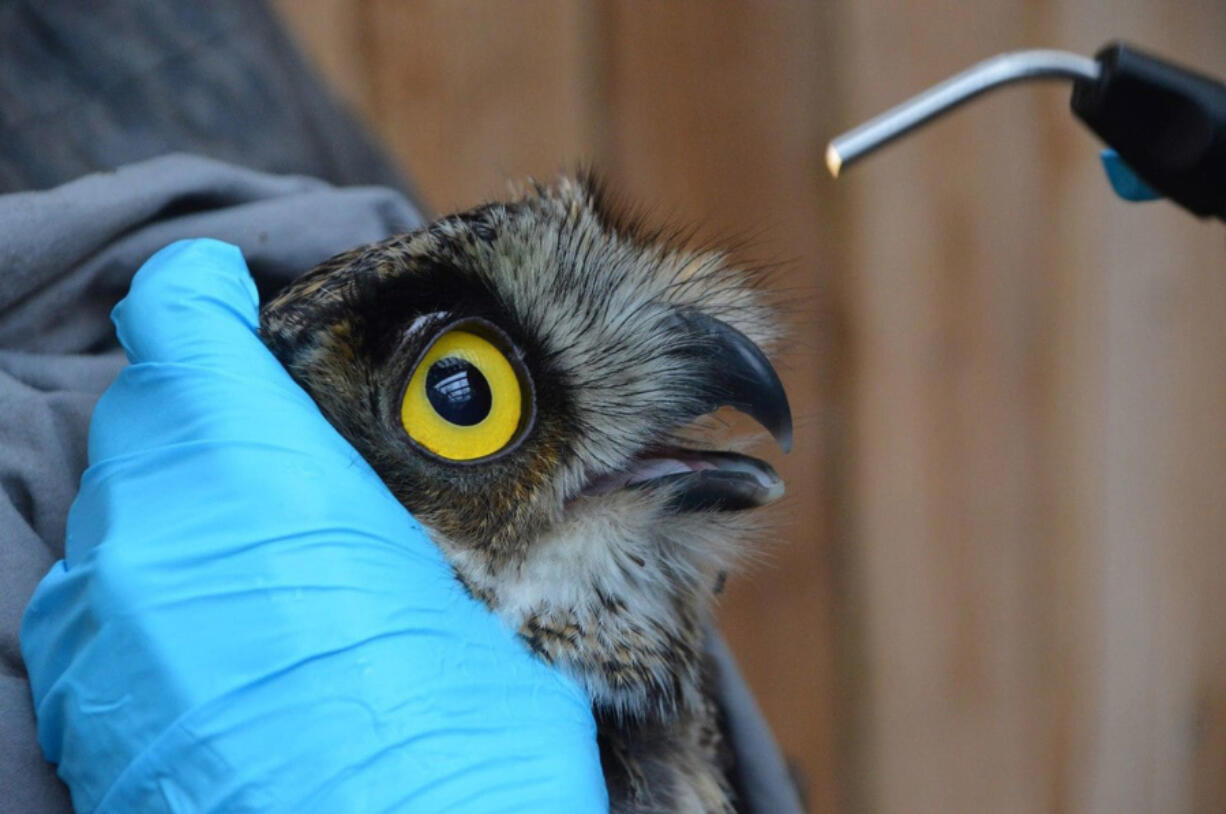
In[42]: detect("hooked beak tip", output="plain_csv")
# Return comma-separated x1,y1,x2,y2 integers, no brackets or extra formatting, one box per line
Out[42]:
677,310,793,454
776,423,794,454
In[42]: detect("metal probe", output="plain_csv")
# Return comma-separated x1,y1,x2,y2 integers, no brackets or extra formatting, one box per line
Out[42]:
826,49,1100,176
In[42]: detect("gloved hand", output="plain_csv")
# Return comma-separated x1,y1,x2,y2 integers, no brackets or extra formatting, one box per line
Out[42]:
20,239,606,813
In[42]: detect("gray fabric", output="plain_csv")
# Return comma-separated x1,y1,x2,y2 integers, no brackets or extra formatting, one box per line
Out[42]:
709,634,806,814
0,154,801,813
0,0,415,199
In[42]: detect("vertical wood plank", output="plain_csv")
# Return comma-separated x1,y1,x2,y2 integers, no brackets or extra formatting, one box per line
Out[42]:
836,3,1061,808
358,0,591,212
836,0,1226,811
1038,5,1226,811
271,0,377,122
596,3,841,810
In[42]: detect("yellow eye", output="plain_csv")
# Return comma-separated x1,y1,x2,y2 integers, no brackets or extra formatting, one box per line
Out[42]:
401,327,526,461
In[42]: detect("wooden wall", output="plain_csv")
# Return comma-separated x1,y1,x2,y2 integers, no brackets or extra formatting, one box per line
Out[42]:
273,2,1226,812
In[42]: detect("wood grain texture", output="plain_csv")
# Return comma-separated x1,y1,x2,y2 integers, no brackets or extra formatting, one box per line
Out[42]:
594,5,840,812
836,2,1226,812
275,2,1226,811
371,0,593,213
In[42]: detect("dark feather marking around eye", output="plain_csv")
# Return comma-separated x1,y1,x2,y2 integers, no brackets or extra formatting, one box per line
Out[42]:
314,244,583,469
366,369,382,422
342,256,499,367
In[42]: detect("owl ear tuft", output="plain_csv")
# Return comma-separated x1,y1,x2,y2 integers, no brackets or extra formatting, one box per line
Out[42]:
519,171,706,259
562,170,670,251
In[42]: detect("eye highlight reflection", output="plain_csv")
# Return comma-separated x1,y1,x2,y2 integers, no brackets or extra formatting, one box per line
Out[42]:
425,357,492,426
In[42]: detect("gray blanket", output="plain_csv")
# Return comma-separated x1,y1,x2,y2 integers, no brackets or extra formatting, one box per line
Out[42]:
0,155,801,813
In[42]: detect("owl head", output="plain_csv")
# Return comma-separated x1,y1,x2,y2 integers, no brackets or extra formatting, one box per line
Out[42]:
260,176,791,713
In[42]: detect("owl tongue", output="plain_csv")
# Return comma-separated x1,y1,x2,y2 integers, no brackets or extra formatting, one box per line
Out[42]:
583,456,710,495
624,457,713,485
581,449,784,513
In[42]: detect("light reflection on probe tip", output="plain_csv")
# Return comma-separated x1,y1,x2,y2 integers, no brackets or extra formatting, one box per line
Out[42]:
825,143,842,178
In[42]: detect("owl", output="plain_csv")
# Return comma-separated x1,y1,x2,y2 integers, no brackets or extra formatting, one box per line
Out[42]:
259,176,791,813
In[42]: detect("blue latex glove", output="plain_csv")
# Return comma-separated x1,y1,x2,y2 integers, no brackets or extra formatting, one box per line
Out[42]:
20,239,606,813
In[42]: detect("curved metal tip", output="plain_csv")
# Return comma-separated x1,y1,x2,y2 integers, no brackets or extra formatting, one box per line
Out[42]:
828,49,1100,173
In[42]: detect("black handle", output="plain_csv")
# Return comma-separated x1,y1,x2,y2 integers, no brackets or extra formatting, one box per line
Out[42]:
1072,42,1226,219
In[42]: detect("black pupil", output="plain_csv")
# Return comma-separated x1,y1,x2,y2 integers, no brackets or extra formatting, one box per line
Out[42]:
425,357,492,426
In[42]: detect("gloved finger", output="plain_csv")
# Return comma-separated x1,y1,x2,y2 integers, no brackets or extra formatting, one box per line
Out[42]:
92,239,328,463
112,239,281,379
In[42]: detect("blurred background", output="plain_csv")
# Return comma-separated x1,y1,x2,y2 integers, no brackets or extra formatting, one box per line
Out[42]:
271,3,1226,812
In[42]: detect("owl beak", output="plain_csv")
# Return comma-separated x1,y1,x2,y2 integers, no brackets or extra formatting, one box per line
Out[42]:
576,313,790,513
677,311,793,453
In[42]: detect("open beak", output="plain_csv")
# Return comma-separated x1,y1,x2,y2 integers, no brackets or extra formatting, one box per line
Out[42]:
584,312,792,513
